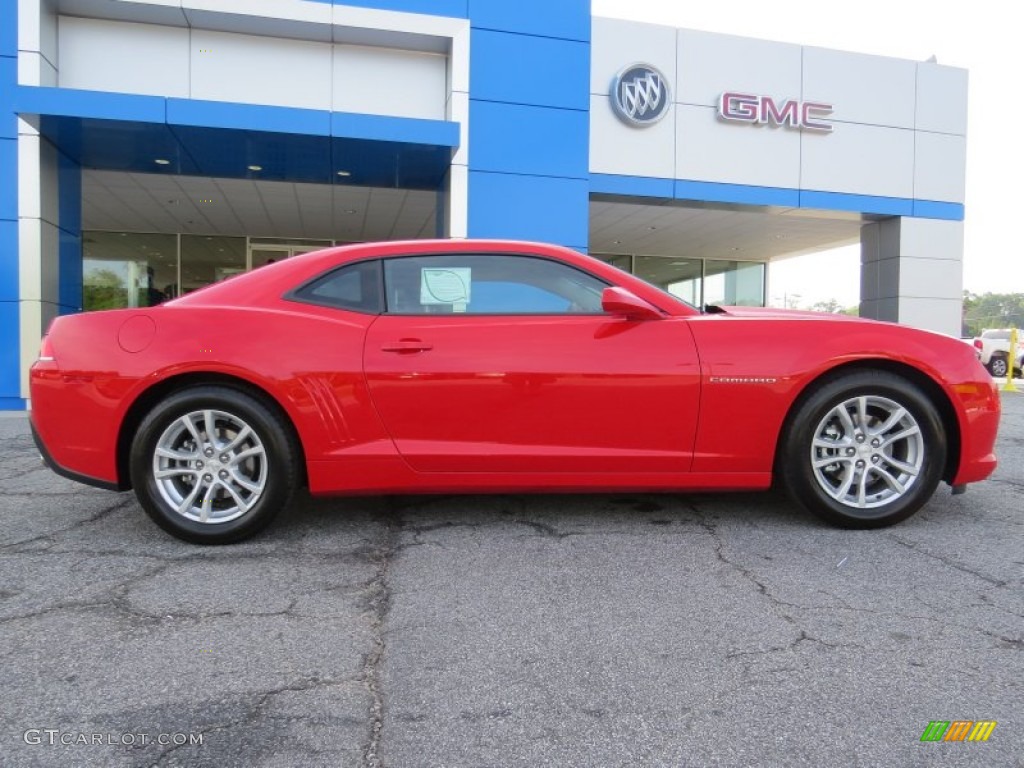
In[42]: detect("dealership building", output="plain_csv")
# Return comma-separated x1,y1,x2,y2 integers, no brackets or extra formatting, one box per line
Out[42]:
1,0,968,410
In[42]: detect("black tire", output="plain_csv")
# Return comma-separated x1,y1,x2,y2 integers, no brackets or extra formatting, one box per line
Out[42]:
779,370,946,529
987,355,1008,378
129,385,299,544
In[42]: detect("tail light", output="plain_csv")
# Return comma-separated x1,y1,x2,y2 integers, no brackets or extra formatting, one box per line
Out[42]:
973,339,983,350
37,336,55,362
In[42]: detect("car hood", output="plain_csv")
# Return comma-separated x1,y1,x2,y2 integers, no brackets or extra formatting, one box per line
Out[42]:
707,305,869,322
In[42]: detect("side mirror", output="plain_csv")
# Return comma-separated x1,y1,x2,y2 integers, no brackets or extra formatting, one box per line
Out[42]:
601,287,663,321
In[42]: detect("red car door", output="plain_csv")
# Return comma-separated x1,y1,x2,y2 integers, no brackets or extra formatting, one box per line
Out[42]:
362,253,700,474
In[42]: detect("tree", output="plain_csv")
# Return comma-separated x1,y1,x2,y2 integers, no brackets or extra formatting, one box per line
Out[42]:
83,269,129,311
809,299,844,314
962,291,1024,337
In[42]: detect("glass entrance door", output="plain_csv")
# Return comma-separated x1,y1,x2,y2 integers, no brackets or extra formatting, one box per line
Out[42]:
249,243,325,269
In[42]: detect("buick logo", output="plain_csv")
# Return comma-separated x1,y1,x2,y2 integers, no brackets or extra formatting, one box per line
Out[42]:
611,64,670,127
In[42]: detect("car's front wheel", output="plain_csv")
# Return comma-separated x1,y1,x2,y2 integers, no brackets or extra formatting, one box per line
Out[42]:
779,371,946,528
129,386,299,544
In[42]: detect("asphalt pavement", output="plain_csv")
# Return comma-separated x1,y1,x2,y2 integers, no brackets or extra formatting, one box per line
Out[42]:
1,391,1021,767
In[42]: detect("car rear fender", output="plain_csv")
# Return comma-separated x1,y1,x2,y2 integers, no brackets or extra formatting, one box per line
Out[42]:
114,369,308,491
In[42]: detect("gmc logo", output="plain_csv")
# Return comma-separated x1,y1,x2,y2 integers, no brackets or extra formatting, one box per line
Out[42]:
718,92,833,132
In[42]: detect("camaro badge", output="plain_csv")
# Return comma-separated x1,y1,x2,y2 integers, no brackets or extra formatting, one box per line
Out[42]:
709,376,779,384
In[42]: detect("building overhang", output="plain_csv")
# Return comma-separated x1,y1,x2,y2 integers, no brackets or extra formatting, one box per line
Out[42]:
17,86,459,189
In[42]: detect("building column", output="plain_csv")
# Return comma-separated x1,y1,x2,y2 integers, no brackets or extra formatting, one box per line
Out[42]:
17,118,82,402
465,0,591,251
445,22,469,239
1,3,21,408
859,216,964,336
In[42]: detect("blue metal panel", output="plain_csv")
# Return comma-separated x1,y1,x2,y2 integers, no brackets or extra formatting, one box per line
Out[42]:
330,112,459,147
469,0,590,41
31,115,453,190
468,171,588,249
168,98,330,137
470,101,587,179
58,154,82,313
800,190,913,217
26,90,459,151
0,0,16,57
59,228,83,313
169,123,332,181
0,299,21,403
912,199,965,221
0,59,17,140
38,115,203,175
470,30,589,110
312,0,468,17
590,173,674,199
17,86,166,123
57,152,82,235
0,5,17,408
676,179,800,208
463,2,591,250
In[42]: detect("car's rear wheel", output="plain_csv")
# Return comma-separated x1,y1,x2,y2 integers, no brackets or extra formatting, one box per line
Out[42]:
129,386,299,544
988,355,1008,378
780,371,946,528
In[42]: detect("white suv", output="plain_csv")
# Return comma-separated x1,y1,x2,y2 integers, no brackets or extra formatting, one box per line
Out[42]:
972,329,1023,378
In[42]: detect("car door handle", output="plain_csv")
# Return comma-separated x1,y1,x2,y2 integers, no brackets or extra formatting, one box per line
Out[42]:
380,339,433,353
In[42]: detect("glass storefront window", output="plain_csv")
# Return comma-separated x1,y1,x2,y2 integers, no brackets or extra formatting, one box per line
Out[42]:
180,235,246,294
703,260,765,307
634,255,704,306
83,232,177,311
592,253,632,274
82,231,328,311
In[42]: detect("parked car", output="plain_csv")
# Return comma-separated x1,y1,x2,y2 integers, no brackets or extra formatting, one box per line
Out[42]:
30,240,1000,543
972,328,1024,378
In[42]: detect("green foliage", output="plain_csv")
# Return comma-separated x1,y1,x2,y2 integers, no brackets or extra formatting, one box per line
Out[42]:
962,291,1024,337
83,269,129,311
807,299,859,316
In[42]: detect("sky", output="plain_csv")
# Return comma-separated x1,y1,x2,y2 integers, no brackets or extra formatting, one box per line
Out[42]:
594,0,1023,308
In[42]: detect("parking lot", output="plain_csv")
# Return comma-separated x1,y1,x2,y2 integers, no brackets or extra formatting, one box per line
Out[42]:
1,391,1021,767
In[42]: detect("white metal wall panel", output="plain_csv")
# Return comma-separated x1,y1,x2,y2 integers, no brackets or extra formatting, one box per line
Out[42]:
898,256,963,299
590,17,677,97
190,28,331,110
898,217,964,262
590,95,676,179
18,0,58,85
898,297,962,334
916,63,968,135
183,0,333,41
57,16,190,97
914,131,966,203
801,122,914,198
802,46,917,129
677,104,801,189
589,16,677,177
676,29,802,108
332,45,447,120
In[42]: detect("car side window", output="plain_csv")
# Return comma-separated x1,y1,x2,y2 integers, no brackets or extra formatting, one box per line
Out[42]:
382,255,607,315
288,260,382,314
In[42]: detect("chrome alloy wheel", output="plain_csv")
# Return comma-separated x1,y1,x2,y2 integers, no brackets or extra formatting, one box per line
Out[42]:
152,409,268,524
809,395,925,509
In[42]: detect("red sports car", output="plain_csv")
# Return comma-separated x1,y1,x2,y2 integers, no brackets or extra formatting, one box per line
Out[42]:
30,240,1000,543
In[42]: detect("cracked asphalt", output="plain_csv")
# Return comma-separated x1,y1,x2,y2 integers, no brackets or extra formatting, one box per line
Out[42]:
1,392,1022,768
